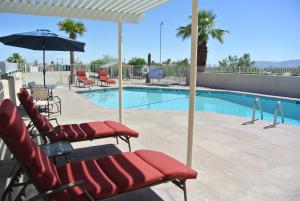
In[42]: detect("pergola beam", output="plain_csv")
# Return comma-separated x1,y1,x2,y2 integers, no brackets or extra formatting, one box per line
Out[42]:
118,22,123,124
0,0,144,23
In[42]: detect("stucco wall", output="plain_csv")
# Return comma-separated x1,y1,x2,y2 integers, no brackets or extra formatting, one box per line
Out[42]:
0,72,22,105
25,71,70,85
197,72,300,98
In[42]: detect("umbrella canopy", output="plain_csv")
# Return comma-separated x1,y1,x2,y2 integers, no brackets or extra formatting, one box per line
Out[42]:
0,29,85,86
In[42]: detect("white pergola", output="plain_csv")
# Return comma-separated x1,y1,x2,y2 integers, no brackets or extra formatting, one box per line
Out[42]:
0,0,198,167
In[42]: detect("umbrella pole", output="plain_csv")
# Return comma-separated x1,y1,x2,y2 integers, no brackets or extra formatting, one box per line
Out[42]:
43,42,46,87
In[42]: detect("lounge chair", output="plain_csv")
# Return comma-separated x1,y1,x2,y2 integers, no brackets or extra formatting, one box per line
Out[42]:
0,99,197,201
98,69,116,86
18,88,138,150
76,70,95,88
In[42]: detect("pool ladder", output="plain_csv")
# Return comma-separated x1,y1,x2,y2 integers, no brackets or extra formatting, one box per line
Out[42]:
273,101,284,127
249,98,285,127
251,98,263,123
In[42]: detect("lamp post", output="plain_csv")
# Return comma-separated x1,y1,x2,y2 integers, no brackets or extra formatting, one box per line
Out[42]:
160,21,164,65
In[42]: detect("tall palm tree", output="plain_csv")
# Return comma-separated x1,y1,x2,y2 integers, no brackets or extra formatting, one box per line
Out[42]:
177,10,229,72
58,19,86,83
7,53,25,64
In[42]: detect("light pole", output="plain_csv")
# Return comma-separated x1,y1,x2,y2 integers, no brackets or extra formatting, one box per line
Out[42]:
160,21,164,65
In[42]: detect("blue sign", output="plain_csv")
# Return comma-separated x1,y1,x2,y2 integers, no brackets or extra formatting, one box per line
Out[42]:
149,67,164,79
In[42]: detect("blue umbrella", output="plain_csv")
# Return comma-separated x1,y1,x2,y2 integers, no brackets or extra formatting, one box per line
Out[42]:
0,29,85,86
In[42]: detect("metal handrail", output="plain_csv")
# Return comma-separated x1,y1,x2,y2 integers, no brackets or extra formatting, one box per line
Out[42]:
273,101,284,127
251,98,263,123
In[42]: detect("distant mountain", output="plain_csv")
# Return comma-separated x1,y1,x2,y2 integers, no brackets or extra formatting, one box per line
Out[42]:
254,60,300,68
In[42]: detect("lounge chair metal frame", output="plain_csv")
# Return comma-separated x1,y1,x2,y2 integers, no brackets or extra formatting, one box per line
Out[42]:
76,76,92,90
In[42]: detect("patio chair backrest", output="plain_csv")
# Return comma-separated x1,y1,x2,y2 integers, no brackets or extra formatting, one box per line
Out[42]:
0,99,62,191
76,70,87,80
19,88,54,133
31,87,49,101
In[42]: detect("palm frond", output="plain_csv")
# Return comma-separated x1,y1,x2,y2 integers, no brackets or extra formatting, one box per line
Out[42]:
209,29,229,43
176,24,191,40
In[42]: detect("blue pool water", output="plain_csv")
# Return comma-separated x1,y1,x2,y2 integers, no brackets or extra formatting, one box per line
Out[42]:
79,87,300,126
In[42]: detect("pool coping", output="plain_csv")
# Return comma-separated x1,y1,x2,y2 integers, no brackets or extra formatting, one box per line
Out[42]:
76,85,300,103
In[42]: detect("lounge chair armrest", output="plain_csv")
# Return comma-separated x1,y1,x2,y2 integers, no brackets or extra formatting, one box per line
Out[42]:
48,118,60,126
24,180,94,201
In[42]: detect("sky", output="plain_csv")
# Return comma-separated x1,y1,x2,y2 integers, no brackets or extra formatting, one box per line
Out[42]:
0,0,299,65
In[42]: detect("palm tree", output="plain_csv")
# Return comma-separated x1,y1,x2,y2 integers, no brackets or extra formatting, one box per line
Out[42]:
177,10,229,72
58,19,86,83
7,53,25,64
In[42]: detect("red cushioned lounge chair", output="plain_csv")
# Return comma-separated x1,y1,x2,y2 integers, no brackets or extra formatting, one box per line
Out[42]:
18,88,138,151
97,69,116,86
76,70,95,88
0,99,197,201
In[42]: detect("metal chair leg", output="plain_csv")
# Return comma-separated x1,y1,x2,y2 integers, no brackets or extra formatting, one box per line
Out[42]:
1,167,22,201
183,181,187,201
127,137,131,152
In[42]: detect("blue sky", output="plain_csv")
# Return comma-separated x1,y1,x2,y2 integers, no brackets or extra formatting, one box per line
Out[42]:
0,0,299,65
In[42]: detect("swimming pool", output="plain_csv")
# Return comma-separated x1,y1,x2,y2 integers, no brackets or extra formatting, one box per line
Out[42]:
79,87,300,126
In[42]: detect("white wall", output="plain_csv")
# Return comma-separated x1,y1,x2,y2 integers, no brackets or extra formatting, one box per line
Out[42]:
0,72,22,105
25,71,70,85
197,73,300,98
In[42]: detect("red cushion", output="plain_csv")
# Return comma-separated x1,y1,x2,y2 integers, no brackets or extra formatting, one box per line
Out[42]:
45,128,66,141
79,121,116,139
57,160,118,200
78,76,87,81
98,152,164,191
33,109,54,131
98,70,107,77
55,124,88,142
99,76,107,81
104,121,139,138
135,150,198,180
19,88,54,133
18,88,31,104
76,70,86,77
30,146,62,190
0,99,36,166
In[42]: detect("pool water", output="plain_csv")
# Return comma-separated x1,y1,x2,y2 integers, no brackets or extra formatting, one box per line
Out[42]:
79,87,300,126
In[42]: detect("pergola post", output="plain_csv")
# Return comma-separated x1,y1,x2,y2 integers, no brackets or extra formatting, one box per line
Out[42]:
187,0,198,167
118,22,123,124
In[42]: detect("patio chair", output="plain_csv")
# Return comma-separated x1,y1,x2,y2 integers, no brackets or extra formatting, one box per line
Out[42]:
98,69,116,86
0,99,197,201
76,70,95,88
30,86,61,117
18,88,138,151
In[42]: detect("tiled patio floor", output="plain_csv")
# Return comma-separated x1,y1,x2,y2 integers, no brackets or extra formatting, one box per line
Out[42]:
1,85,300,201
